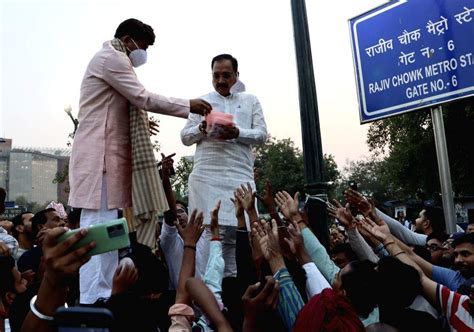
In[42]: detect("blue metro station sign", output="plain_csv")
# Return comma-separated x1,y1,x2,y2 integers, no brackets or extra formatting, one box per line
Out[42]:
349,0,474,123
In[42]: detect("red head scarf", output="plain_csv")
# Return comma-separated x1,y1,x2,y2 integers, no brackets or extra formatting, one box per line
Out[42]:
293,288,365,332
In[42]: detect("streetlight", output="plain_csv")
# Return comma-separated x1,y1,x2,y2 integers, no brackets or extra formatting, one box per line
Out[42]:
290,0,330,249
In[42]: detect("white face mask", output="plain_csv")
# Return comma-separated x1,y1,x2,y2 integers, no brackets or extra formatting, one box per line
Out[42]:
128,39,147,67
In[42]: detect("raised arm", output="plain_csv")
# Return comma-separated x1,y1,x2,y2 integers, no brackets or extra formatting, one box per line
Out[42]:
160,153,177,226
237,183,259,225
253,219,304,331
361,218,474,329
256,181,283,225
376,208,427,246
344,189,427,246
285,220,331,299
185,278,233,332
102,52,190,118
275,191,339,283
21,227,95,332
158,153,185,289
204,201,225,304
327,199,379,263
241,277,280,332
233,190,259,293
174,210,204,305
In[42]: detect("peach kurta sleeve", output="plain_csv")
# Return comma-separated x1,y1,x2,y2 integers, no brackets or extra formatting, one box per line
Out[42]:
102,52,190,118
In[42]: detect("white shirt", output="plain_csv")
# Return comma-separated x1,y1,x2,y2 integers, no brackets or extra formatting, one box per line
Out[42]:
159,223,183,289
302,262,331,299
181,91,267,225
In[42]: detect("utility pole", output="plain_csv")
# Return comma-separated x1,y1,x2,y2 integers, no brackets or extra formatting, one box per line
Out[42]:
290,0,330,249
431,106,457,234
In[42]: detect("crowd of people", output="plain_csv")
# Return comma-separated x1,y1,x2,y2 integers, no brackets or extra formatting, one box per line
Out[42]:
1,17,474,332
1,175,474,331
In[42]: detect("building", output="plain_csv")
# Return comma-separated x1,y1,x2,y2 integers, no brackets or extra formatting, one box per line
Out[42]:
0,138,70,205
384,197,474,229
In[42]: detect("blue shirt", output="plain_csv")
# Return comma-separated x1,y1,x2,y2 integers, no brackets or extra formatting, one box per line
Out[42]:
432,265,466,291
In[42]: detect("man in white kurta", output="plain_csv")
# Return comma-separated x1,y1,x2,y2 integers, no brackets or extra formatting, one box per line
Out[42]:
181,54,267,277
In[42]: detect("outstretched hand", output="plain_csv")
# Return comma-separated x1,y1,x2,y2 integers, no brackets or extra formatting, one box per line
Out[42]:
176,210,205,246
42,227,95,286
344,188,373,217
112,257,138,295
190,98,212,116
359,217,391,244
327,199,356,229
253,219,281,262
242,276,280,327
230,191,244,219
210,200,221,239
236,183,257,213
160,153,175,179
274,191,300,222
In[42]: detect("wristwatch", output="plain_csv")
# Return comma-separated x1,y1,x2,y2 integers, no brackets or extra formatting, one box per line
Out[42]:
199,122,207,135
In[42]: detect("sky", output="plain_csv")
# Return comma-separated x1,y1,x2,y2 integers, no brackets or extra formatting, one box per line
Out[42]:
0,0,387,168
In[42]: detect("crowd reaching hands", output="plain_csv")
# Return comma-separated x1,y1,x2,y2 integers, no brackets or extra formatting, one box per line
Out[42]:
3,180,474,332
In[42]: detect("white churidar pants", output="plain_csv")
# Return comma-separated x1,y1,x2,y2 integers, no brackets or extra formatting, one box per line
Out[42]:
79,175,118,304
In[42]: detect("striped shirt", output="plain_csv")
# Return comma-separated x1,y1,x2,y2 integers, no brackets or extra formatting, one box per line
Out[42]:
274,267,304,331
437,284,474,331
0,226,18,258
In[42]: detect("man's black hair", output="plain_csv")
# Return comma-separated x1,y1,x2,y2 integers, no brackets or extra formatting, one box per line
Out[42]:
31,208,55,237
424,206,445,233
129,243,168,296
11,212,33,238
0,255,16,295
413,245,432,263
457,277,474,295
175,200,188,215
452,233,474,248
211,54,238,72
426,231,449,244
330,243,358,262
340,260,379,318
377,256,422,308
67,208,82,227
114,18,155,46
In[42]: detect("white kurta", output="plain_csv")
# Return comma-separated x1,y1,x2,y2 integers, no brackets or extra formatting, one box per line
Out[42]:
181,91,267,226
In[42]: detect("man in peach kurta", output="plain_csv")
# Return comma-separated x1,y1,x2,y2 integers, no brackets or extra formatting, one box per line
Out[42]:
69,18,211,304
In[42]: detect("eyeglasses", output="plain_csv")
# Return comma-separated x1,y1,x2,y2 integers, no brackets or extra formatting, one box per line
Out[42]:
426,244,447,252
212,72,235,80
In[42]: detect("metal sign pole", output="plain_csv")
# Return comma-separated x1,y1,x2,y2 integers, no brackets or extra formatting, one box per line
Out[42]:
430,105,457,234
291,0,330,250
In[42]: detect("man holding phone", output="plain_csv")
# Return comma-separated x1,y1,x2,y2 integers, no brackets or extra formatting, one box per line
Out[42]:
68,18,212,304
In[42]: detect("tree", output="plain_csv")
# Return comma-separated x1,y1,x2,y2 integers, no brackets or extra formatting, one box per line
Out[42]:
53,163,70,194
170,157,194,203
366,96,474,198
253,136,305,195
339,156,403,203
253,136,340,198
14,196,43,213
167,137,341,206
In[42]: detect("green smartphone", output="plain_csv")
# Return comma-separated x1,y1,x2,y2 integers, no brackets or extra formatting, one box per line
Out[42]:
58,218,130,256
